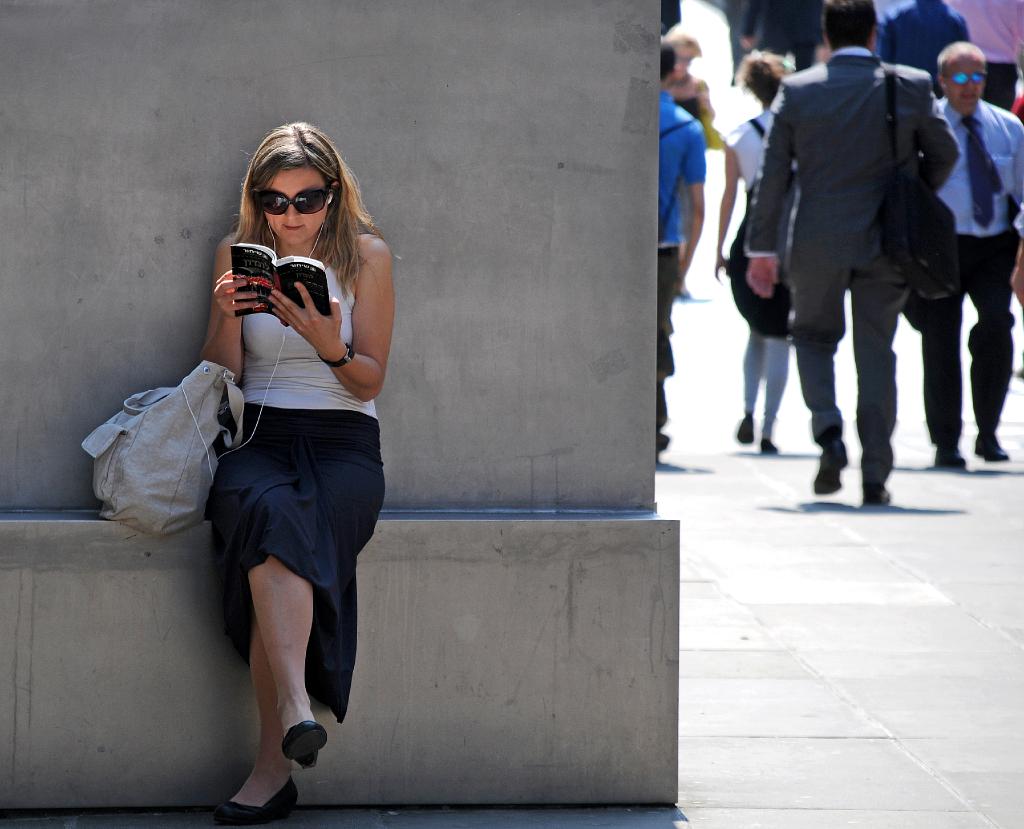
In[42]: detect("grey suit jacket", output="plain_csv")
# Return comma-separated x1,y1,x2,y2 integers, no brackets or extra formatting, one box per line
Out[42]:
746,54,958,275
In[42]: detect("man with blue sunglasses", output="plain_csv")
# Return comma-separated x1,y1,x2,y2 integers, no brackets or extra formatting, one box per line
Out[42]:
917,42,1024,467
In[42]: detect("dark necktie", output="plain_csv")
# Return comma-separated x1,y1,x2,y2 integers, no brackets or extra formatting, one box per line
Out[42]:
962,113,1002,227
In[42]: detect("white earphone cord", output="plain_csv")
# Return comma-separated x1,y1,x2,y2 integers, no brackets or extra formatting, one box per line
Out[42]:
219,329,287,459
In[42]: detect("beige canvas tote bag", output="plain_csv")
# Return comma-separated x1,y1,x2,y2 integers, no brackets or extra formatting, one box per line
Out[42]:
81,361,245,535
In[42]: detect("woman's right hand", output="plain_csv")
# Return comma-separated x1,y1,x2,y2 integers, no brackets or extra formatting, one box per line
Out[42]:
213,270,261,318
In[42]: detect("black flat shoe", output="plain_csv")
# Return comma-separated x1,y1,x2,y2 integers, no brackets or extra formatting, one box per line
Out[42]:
975,435,1009,462
934,447,966,468
213,777,297,825
862,483,891,506
760,437,779,455
813,436,847,495
736,414,755,445
282,721,327,768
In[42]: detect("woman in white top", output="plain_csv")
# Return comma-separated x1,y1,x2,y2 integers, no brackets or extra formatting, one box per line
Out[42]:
200,122,394,824
716,53,793,454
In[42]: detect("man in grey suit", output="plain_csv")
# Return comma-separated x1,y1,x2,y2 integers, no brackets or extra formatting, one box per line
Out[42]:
746,0,958,505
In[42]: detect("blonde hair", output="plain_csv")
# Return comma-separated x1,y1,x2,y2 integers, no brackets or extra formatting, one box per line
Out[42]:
233,122,382,296
663,25,702,57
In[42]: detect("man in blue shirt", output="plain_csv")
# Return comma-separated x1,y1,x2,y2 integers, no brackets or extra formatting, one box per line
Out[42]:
877,0,969,91
919,42,1024,466
658,43,706,455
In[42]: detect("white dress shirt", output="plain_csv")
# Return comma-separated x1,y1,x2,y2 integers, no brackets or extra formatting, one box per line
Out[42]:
937,99,1024,238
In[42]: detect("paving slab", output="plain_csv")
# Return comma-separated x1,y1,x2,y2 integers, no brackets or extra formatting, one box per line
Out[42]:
830,678,1024,738
680,808,990,829
905,738,1024,774
942,772,1024,829
798,650,1024,680
747,605,1016,654
678,651,810,680
939,582,1024,631
678,737,969,811
679,678,884,738
718,578,950,606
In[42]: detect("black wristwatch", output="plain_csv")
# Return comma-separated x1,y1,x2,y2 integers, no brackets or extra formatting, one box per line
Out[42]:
319,342,354,367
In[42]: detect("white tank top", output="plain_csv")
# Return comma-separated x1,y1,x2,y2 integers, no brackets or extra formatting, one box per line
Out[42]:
241,266,377,418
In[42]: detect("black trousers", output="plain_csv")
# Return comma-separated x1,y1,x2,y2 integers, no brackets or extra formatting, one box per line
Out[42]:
983,63,1018,111
920,231,1017,448
657,247,678,438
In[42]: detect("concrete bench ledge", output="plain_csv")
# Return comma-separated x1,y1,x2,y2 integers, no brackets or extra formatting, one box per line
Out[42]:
0,513,678,808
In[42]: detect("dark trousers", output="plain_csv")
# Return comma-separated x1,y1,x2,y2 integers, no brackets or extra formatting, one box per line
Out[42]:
920,231,1017,448
788,257,908,484
983,63,1019,111
661,0,680,33
657,247,678,439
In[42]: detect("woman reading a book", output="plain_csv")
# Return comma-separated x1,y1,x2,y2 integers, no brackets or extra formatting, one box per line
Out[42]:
200,122,394,825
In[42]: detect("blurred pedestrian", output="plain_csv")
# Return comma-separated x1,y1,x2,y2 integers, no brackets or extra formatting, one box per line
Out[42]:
876,0,969,91
946,0,1024,109
745,0,958,505
724,0,752,80
917,42,1024,467
664,28,721,300
658,43,708,455
741,0,823,70
663,27,724,151
716,52,793,454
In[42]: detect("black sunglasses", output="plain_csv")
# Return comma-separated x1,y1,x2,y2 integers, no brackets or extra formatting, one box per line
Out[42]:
257,186,334,215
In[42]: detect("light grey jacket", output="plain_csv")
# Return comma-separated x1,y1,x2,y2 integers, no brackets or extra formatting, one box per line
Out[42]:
746,54,959,274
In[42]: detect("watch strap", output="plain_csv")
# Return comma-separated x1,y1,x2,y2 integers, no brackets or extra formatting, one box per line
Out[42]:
319,342,354,367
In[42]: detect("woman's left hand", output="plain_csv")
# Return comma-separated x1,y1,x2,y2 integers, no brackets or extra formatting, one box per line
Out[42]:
269,284,345,359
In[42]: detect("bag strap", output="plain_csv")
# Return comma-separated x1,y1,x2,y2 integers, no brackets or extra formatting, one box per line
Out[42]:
884,68,899,164
748,116,766,138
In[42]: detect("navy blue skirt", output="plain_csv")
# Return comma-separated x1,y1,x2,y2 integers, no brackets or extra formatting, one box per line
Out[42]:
206,405,384,723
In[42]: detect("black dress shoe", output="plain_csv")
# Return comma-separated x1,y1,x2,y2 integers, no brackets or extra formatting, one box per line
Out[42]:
975,435,1009,462
760,437,779,455
282,721,327,768
862,483,891,506
934,447,967,468
214,777,297,825
813,436,847,495
736,414,755,445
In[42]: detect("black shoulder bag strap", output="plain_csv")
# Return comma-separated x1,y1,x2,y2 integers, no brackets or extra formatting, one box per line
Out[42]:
884,68,899,167
745,117,767,196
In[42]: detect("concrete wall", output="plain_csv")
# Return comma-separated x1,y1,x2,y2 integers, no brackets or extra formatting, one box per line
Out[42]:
0,0,660,511
0,515,679,807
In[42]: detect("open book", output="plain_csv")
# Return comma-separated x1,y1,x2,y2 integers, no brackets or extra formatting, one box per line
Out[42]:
230,243,332,317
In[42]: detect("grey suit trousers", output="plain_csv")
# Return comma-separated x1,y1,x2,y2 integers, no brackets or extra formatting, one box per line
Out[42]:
787,257,908,485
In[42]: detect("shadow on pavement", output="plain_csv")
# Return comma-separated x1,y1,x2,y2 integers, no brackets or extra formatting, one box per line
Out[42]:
732,451,820,460
656,462,714,474
763,503,965,516
895,465,1024,477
